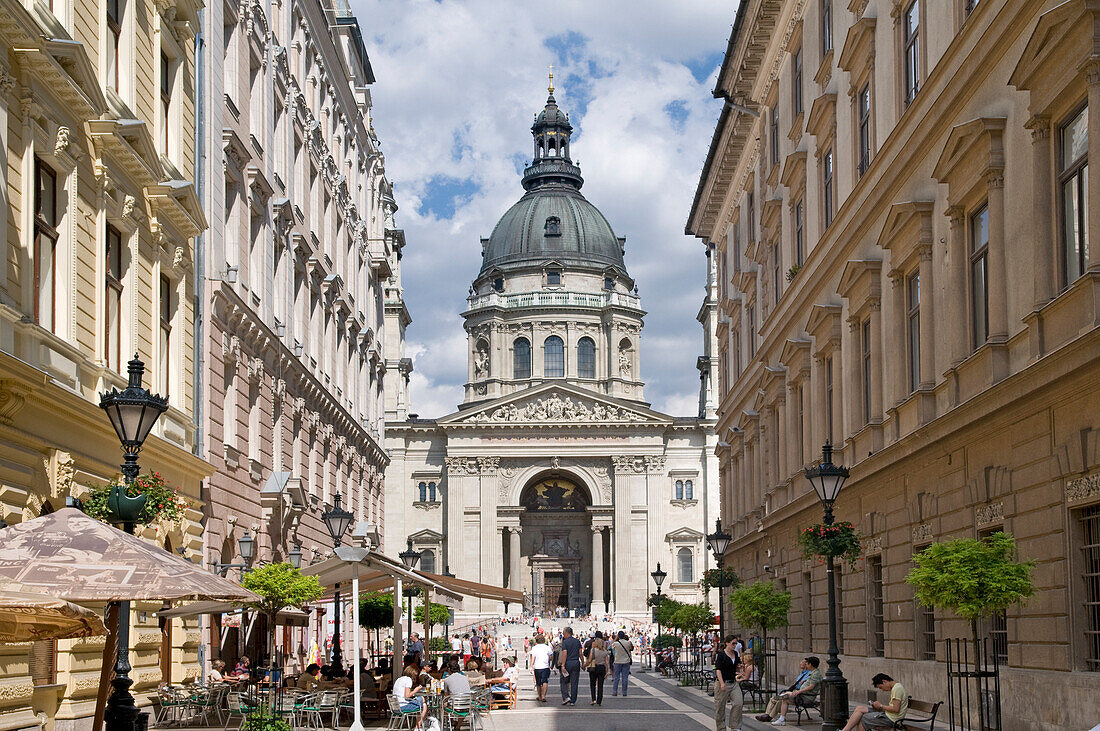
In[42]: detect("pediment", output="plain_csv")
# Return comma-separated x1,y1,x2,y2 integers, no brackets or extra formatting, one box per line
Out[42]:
409,529,444,542
837,17,876,74
1009,1,1084,94
439,382,671,427
931,118,1006,184
780,150,808,191
780,338,811,370
837,259,882,303
665,527,704,542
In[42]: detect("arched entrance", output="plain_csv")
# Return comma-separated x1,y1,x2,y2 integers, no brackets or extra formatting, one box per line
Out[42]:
517,473,592,615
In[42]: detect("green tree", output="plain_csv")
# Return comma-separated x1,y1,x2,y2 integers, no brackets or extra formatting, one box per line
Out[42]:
414,601,451,628
242,563,324,672
654,598,684,628
670,602,714,635
728,580,791,661
359,591,394,658
906,531,1035,648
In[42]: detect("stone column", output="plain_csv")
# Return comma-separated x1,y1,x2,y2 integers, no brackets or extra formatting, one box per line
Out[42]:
946,207,969,365
443,457,471,576
606,526,616,615
1027,116,1055,306
775,400,787,485
812,356,826,448
846,317,861,435
509,527,522,591
1086,59,1100,272
591,527,605,612
917,244,935,387
611,457,637,614
888,271,906,404
786,382,800,473
869,298,884,422
480,457,503,614
986,169,1008,340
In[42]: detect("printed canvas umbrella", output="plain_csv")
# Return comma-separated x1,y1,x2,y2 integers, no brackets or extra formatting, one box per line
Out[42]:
0,590,107,642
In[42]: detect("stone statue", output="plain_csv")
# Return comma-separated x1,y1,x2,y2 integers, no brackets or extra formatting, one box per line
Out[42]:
618,349,631,378
474,343,489,379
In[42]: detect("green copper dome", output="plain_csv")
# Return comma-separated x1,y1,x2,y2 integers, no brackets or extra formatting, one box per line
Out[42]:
479,89,627,277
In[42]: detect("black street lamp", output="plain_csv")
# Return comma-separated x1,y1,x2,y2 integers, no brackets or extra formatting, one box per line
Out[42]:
651,562,667,663
211,531,256,577
804,442,851,731
288,543,302,570
399,539,422,647
322,494,354,669
706,518,732,634
98,355,167,731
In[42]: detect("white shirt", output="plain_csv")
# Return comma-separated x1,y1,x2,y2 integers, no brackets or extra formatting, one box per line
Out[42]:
529,643,554,670
393,675,413,700
462,639,473,654
210,668,224,682
502,666,519,684
451,637,462,652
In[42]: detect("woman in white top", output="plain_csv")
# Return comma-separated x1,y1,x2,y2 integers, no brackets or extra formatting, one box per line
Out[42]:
392,665,427,726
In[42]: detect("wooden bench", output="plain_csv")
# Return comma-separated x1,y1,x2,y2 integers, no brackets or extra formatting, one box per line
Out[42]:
895,698,942,731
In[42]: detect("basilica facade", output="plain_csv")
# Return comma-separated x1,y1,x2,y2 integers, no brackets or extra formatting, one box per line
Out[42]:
384,84,720,619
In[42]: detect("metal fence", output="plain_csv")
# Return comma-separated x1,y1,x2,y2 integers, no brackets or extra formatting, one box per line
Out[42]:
945,637,1001,731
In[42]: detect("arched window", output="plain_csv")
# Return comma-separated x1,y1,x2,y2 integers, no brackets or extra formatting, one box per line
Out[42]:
685,480,694,500
577,337,596,379
678,547,694,583
418,482,427,502
420,549,436,574
675,480,684,500
428,482,437,502
544,336,564,377
513,338,531,379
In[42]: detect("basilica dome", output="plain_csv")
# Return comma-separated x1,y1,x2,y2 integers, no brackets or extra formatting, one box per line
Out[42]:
479,85,628,277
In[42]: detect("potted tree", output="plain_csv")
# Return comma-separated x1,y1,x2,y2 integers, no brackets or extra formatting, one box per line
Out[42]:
728,581,791,688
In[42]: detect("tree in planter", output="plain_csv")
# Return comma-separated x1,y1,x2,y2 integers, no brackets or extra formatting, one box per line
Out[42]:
241,563,324,685
669,602,714,670
359,592,394,659
414,602,451,631
728,581,791,677
906,531,1035,655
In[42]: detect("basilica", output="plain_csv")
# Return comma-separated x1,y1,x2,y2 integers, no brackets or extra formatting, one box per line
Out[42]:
383,82,720,620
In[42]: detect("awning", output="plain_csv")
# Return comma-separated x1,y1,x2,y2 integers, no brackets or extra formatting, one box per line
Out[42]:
302,547,464,608
415,570,525,606
157,601,310,627
0,590,108,642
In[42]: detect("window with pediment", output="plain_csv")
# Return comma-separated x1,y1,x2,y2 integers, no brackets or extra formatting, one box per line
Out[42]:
1060,106,1089,288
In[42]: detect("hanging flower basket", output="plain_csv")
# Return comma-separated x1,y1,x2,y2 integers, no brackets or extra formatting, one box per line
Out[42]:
797,521,862,566
83,472,187,526
702,566,740,590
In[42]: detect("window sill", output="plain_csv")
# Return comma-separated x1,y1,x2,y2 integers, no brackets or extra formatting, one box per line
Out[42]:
670,499,698,508
413,500,441,511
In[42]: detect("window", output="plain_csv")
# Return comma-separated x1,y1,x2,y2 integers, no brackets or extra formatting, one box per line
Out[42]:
861,319,872,423
794,200,804,266
734,330,742,377
965,0,979,16
544,216,561,236
970,204,990,349
747,191,756,241
493,277,504,292
33,160,59,332
868,555,885,657
772,242,781,305
677,547,694,583
675,480,684,500
428,482,437,502
823,148,835,227
604,276,614,290
907,272,920,392
824,355,834,442
858,85,872,177
418,481,427,502
577,337,595,379
1060,105,1089,287
685,480,693,499
107,0,122,90
748,304,757,357
105,226,123,371
546,270,561,286
903,0,920,105
160,51,172,154
160,275,173,394
792,46,804,117
770,104,780,167
918,599,936,660
821,0,833,54
420,549,436,575
543,335,564,378
1079,504,1100,671
513,337,531,379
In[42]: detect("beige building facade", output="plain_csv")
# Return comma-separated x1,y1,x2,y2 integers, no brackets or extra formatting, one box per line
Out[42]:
688,1,1100,729
0,0,210,726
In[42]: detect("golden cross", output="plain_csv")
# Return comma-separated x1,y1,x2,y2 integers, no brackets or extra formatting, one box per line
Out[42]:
548,65,555,94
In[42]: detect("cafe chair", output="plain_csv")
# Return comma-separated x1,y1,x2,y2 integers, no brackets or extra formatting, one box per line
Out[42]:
385,695,420,730
489,681,516,710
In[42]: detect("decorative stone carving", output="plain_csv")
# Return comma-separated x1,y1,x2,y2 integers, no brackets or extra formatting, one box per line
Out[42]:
863,536,883,554
122,194,136,218
477,393,645,423
473,342,489,380
1066,473,1100,505
273,378,287,403
976,501,1005,526
479,456,499,474
247,357,264,383
912,523,933,544
445,456,479,476
173,246,186,268
0,68,16,95
550,456,561,470
222,333,241,363
0,380,28,426
54,126,71,155
644,455,666,473
611,456,647,474
618,349,632,378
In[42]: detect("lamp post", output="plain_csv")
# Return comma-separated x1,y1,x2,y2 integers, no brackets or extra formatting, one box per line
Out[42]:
705,518,732,635
322,494,354,669
651,562,667,665
399,539,422,648
442,566,454,641
804,442,851,731
98,355,168,731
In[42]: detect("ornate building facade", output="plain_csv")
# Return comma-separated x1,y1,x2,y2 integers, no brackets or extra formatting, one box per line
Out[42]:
198,0,397,668
385,86,719,620
688,1,1100,728
0,0,210,725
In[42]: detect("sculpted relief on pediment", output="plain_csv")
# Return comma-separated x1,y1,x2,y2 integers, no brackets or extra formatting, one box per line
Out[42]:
472,392,648,424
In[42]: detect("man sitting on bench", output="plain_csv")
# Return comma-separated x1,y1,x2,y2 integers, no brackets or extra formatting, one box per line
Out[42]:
755,655,821,725
842,673,908,730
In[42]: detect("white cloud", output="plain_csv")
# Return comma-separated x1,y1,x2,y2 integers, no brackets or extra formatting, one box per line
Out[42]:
351,0,728,417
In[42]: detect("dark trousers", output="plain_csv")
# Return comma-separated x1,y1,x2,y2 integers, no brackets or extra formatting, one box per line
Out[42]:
560,660,581,702
589,666,607,704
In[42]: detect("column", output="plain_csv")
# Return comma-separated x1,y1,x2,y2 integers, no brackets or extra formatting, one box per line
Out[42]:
1086,59,1100,271
606,527,616,615
947,207,969,365
611,457,635,614
591,527,605,612
812,356,826,449
509,527,522,590
775,399,787,485
1027,116,1055,306
869,299,884,422
846,318,860,435
986,169,1008,340
786,383,800,474
918,245,935,387
443,458,467,576
480,459,503,614
888,272,905,405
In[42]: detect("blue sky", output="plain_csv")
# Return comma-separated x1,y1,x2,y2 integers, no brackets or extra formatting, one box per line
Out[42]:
349,0,732,417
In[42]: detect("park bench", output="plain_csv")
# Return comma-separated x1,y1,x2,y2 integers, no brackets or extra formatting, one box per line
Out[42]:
791,693,821,725
894,698,942,730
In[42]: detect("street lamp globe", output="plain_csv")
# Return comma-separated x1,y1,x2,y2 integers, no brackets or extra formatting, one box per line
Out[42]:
288,543,302,569
804,441,850,506
706,518,732,560
399,538,422,570
237,530,255,564
321,493,354,548
651,562,667,590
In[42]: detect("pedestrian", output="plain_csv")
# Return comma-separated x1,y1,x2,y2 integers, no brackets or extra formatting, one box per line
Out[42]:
610,630,633,697
461,634,473,665
585,636,611,706
714,634,744,731
529,634,553,703
558,626,582,705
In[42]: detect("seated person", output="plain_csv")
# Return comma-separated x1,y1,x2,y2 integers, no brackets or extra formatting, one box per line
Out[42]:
232,657,251,677
391,665,428,726
737,651,761,686
841,674,908,730
209,660,227,683
296,663,322,690
755,656,822,725
443,659,471,696
464,658,486,687
490,657,519,697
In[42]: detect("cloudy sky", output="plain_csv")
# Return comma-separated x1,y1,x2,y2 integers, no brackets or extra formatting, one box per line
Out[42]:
349,0,731,417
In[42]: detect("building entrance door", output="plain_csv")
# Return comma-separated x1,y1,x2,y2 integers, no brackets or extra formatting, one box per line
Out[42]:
543,571,569,613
